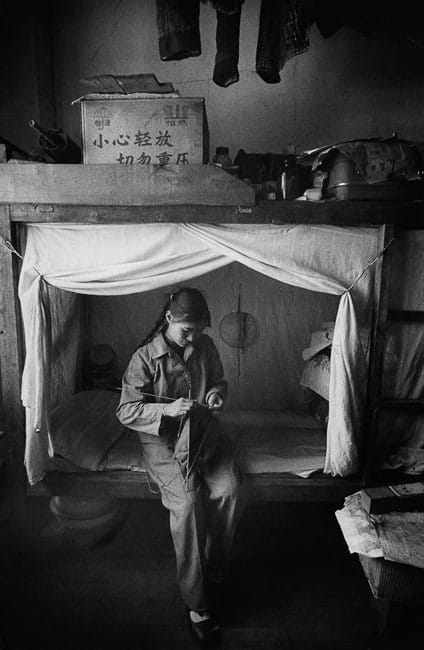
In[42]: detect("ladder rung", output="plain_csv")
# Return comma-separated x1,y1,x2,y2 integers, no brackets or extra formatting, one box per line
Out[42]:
375,399,424,413
388,310,424,322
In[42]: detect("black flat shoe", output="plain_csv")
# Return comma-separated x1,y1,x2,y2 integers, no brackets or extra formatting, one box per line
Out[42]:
185,609,221,648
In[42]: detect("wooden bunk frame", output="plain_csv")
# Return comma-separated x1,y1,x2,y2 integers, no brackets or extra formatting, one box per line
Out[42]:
1,163,422,507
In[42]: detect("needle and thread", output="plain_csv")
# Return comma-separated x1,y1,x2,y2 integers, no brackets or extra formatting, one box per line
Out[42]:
139,390,217,487
187,388,191,482
138,391,211,409
182,385,210,486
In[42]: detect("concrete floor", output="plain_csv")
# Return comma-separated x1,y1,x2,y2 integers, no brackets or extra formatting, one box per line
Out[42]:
1,497,383,650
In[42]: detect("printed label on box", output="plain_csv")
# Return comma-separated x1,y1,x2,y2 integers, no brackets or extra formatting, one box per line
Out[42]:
82,97,204,165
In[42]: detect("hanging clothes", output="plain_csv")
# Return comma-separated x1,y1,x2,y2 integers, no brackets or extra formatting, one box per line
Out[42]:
155,0,243,87
256,0,311,84
213,3,242,87
155,0,201,61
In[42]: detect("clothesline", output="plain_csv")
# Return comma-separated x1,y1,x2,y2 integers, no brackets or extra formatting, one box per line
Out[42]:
0,235,23,260
171,68,262,86
0,235,43,278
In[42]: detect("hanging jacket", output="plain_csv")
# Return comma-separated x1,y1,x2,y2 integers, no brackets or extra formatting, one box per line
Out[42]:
256,0,311,84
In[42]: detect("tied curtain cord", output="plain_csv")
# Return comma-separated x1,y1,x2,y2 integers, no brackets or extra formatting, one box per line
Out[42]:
19,223,379,485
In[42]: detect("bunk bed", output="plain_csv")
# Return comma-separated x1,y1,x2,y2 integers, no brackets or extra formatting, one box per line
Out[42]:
1,162,423,506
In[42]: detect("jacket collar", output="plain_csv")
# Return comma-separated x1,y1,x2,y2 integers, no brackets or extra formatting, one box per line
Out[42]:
150,332,169,359
150,331,195,362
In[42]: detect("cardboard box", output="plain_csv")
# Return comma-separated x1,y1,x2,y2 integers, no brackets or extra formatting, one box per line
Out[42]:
76,93,206,166
361,482,424,514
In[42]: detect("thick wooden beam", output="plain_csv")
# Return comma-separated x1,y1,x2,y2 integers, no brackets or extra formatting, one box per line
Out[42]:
362,225,395,484
0,206,26,531
10,203,247,223
0,206,24,432
8,198,424,227
28,470,361,503
0,163,255,207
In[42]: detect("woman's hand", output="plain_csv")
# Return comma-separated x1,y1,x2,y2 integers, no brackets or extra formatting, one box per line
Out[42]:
207,392,224,411
163,397,194,418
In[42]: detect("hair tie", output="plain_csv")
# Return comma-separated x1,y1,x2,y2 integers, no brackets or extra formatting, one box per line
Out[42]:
170,288,180,303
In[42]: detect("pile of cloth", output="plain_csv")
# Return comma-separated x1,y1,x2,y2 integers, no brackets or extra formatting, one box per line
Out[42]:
336,491,424,571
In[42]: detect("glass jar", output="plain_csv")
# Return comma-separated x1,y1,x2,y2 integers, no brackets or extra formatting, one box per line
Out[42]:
213,146,232,168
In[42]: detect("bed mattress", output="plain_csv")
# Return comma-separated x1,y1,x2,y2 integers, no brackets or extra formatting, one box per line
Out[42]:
48,390,327,478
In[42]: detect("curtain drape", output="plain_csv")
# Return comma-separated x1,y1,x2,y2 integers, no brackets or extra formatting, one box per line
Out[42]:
18,223,379,485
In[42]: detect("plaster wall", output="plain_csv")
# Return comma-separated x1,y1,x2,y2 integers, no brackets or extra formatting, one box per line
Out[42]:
49,0,424,161
3,1,424,159
88,263,339,411
0,0,55,154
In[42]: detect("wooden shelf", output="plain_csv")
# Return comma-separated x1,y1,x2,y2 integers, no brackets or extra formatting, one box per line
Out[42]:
0,162,255,207
2,163,424,226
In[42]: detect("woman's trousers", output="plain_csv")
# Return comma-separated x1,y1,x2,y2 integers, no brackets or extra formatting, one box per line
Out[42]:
139,413,245,613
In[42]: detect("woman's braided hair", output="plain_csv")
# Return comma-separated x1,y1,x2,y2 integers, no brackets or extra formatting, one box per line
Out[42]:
140,287,211,348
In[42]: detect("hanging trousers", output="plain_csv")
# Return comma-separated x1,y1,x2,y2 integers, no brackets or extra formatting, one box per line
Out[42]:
155,0,243,87
139,414,246,613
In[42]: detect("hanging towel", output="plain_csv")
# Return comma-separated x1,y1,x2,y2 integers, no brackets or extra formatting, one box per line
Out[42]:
256,0,311,84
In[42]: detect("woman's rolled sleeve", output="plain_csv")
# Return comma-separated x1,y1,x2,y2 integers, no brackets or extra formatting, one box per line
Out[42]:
116,352,166,437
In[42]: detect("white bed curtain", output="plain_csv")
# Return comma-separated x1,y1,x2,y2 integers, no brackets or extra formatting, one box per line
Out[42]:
18,223,380,485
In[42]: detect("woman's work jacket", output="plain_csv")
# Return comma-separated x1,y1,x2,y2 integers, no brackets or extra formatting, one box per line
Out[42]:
116,331,227,439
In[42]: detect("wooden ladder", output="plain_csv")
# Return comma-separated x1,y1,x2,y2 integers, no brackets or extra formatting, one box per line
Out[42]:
363,224,424,485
